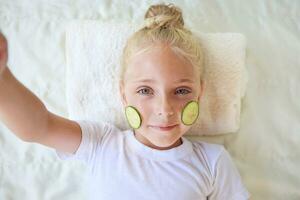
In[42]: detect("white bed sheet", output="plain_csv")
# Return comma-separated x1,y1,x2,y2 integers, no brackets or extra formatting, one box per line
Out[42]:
0,0,299,199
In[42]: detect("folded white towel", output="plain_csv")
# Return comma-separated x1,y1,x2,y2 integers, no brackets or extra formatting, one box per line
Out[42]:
65,21,248,136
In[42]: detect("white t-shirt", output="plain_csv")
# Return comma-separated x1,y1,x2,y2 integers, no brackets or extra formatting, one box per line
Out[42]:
56,120,250,200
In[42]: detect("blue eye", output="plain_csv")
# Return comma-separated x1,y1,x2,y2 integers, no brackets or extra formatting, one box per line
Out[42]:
137,88,152,95
176,88,191,95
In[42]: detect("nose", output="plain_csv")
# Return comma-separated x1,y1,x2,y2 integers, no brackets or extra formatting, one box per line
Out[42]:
157,94,175,117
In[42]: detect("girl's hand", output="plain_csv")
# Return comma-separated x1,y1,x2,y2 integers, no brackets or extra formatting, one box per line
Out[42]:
0,31,8,76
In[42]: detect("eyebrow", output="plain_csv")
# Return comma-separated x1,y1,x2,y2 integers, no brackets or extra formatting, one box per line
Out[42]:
133,78,195,84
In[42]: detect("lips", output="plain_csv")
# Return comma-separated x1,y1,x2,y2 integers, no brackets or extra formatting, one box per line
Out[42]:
150,124,177,128
149,124,178,131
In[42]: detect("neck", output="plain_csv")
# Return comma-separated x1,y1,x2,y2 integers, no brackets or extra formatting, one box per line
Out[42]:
133,131,183,150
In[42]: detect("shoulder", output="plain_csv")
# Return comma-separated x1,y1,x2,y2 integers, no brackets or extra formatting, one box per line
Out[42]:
189,141,250,199
66,119,124,153
55,120,123,162
190,140,225,170
76,119,121,137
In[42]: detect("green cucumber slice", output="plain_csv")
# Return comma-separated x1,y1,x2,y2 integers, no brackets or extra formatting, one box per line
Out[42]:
181,101,199,125
125,106,142,129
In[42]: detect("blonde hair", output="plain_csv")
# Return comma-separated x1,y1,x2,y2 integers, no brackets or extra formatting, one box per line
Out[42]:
119,3,204,84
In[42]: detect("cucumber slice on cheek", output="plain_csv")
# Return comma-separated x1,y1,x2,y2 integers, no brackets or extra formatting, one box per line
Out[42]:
125,106,142,129
181,101,199,126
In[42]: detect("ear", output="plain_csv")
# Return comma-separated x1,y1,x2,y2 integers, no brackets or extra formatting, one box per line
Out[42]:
197,80,205,102
119,80,127,107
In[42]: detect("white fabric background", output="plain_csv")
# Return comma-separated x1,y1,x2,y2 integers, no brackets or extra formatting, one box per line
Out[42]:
0,0,299,199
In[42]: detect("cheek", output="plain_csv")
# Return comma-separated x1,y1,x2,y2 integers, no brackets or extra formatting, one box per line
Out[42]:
126,97,150,117
137,102,152,120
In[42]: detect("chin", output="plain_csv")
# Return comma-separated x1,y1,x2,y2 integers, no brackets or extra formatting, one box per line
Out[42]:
142,126,184,148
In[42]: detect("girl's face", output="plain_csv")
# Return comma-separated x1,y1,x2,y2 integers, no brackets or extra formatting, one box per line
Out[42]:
119,44,204,150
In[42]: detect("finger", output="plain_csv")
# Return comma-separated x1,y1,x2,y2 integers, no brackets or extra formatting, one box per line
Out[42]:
0,33,7,51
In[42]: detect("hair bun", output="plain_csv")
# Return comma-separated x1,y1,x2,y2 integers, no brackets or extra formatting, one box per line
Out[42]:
144,3,184,29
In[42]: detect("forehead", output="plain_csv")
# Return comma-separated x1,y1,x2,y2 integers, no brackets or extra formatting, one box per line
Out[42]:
125,45,197,83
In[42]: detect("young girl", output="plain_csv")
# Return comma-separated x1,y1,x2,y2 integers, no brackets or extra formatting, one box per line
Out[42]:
0,3,250,200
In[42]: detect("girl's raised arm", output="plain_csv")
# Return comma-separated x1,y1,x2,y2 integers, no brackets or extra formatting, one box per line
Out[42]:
0,31,82,154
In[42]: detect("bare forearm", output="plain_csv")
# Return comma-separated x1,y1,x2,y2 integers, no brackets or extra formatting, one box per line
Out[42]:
0,67,49,141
